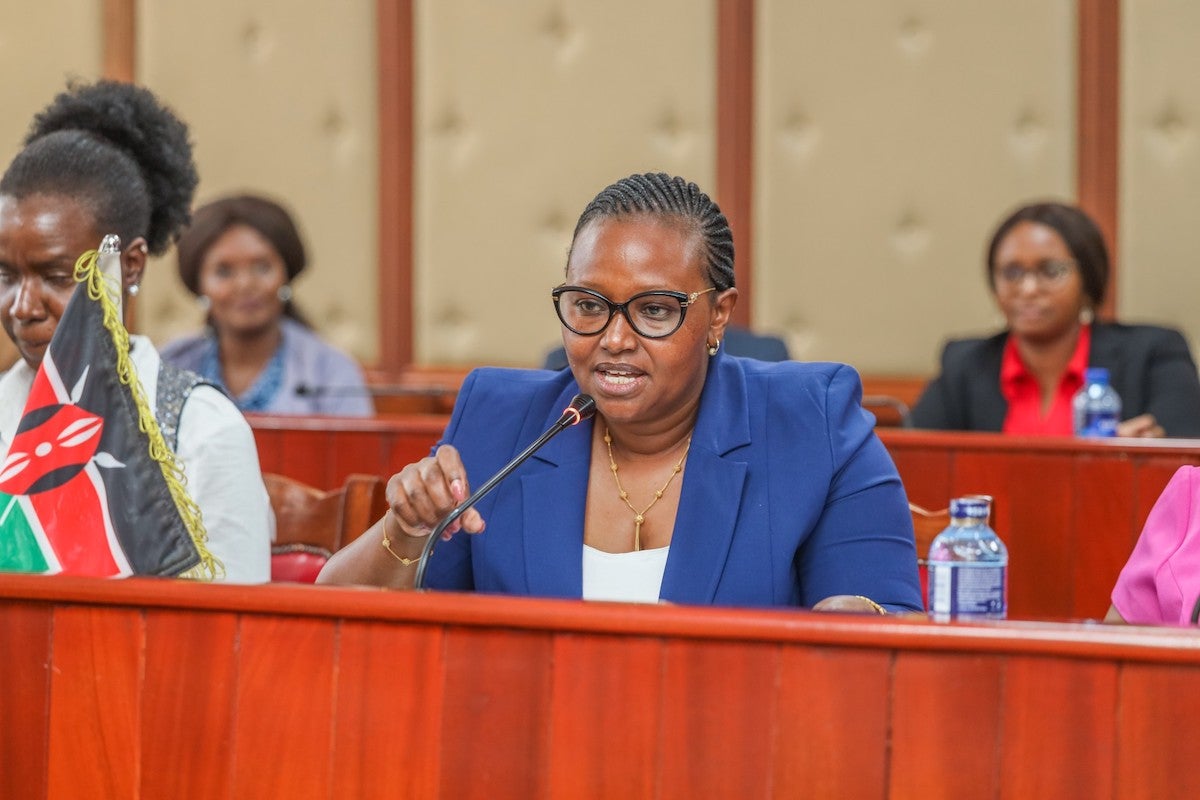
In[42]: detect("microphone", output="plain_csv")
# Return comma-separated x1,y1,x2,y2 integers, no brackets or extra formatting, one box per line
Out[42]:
413,393,596,589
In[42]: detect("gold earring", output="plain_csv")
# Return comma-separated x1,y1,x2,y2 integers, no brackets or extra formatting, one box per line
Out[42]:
707,340,720,357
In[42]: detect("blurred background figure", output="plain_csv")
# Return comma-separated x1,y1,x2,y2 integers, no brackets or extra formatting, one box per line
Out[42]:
161,194,373,416
910,201,1200,438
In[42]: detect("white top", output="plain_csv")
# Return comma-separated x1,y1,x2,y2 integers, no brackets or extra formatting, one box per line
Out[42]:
0,336,273,583
581,544,670,603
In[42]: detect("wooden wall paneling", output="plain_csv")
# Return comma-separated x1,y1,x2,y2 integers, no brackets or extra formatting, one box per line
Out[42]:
658,639,778,798
1072,456,1136,619
886,445,953,511
773,646,891,797
716,0,755,325
438,627,553,799
232,615,338,799
251,427,284,476
0,603,52,799
999,655,1117,798
47,606,143,799
102,0,136,82
278,429,338,488
141,610,239,800
1076,0,1120,319
375,0,414,370
889,651,1004,799
329,429,397,489
952,451,1076,619
1115,663,1200,799
546,634,663,799
332,620,445,798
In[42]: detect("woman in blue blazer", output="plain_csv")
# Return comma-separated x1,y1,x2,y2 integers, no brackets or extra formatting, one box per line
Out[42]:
320,173,922,613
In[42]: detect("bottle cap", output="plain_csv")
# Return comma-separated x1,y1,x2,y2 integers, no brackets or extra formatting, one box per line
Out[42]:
949,497,989,519
1084,367,1110,384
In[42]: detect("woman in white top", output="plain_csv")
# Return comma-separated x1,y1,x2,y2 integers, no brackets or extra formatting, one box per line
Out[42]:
0,80,271,582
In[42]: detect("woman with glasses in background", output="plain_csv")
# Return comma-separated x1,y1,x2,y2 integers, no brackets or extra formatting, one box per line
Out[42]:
319,172,923,614
910,201,1200,437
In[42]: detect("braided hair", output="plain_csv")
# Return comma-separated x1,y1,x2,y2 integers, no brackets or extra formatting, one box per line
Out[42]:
0,79,198,256
570,173,735,290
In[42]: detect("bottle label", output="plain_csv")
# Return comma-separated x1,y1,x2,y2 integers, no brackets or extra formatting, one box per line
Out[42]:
928,562,1007,620
1078,410,1118,437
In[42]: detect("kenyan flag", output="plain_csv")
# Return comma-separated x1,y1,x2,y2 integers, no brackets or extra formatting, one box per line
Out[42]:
0,243,215,578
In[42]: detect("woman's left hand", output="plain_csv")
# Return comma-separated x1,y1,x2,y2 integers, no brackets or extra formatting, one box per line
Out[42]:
812,595,888,615
1117,414,1165,438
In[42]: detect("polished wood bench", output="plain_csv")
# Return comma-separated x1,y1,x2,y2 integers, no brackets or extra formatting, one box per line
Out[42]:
3,573,1200,798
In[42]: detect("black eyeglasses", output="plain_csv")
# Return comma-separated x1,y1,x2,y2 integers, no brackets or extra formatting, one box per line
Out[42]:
551,285,717,339
994,259,1077,289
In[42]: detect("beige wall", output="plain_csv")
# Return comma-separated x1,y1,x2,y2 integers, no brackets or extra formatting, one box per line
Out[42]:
1121,0,1200,361
756,0,1076,375
2,2,1200,380
414,0,716,366
137,0,379,362
0,0,103,370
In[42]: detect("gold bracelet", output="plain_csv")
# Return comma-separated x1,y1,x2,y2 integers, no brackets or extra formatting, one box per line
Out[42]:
381,516,420,566
854,595,888,615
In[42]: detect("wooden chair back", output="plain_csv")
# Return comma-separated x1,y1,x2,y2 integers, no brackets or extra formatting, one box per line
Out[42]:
264,472,389,582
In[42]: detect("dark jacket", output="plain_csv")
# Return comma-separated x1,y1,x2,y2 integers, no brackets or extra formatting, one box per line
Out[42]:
910,322,1200,438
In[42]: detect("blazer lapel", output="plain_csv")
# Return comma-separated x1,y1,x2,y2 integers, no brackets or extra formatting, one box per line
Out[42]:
660,356,751,605
520,387,593,597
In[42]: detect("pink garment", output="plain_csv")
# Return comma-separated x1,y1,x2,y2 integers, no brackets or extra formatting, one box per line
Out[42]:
1111,465,1200,625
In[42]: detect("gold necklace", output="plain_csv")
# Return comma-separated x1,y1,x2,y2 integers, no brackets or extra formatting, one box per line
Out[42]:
604,426,691,551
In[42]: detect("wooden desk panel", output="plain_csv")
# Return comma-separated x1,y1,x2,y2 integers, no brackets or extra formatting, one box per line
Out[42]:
3,575,1200,799
246,417,1200,621
880,430,1200,620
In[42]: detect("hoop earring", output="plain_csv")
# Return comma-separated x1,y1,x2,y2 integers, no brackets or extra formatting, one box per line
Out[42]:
707,340,720,357
277,285,293,303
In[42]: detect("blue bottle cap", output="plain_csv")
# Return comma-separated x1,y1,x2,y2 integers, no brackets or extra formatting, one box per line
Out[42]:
949,498,989,519
1084,366,1110,384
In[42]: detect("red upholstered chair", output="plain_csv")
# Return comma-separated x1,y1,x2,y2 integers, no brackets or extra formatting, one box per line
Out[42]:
265,473,389,582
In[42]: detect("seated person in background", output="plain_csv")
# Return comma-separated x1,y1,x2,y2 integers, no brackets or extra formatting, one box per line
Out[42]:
0,80,270,582
161,194,373,416
542,324,790,369
319,172,922,614
911,201,1200,438
1106,465,1200,625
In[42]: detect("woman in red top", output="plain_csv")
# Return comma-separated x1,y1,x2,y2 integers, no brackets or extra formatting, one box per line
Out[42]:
911,202,1200,438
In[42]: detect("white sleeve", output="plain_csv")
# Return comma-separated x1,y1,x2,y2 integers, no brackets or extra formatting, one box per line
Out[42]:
175,385,273,583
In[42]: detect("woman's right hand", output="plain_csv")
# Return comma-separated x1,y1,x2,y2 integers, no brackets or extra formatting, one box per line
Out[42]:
386,444,486,541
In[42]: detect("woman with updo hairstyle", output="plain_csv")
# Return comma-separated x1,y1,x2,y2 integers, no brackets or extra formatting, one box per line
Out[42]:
911,201,1200,438
0,80,270,582
161,194,372,416
320,172,922,616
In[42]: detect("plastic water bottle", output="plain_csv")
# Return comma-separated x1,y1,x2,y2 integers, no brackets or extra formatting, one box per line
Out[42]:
927,496,1008,621
1072,367,1121,437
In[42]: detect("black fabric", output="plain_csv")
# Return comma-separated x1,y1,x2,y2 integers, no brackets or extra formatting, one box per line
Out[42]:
910,322,1200,438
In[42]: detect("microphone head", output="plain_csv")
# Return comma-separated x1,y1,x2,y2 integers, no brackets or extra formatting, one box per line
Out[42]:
564,393,596,424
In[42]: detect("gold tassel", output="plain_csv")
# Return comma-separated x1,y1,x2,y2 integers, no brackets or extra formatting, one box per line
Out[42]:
74,250,224,581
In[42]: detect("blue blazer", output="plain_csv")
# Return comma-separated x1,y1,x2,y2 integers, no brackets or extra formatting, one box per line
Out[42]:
425,353,923,612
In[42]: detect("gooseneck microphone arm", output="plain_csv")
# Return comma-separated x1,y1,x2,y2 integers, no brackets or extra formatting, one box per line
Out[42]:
413,394,596,590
